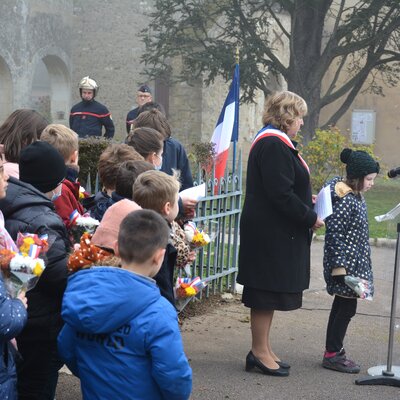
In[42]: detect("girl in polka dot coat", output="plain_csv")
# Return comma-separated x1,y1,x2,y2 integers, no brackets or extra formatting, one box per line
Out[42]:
322,148,379,374
323,175,373,298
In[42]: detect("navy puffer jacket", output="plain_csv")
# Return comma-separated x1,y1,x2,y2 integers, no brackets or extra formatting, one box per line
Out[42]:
0,177,69,341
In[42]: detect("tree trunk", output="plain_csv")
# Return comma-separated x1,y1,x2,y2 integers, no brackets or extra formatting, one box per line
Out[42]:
287,78,321,144
287,0,332,143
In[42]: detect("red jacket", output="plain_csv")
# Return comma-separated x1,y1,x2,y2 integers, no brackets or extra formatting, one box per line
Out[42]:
54,180,85,229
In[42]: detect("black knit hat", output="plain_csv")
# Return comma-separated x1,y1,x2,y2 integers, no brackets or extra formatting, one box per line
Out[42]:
20,141,67,193
340,148,380,179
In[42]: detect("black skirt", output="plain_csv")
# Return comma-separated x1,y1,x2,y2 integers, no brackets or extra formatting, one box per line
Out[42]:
242,286,302,311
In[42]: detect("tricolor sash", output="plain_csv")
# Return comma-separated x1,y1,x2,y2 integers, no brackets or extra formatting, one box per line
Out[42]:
250,127,310,174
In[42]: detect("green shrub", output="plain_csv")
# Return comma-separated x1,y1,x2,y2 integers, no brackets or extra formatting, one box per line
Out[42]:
78,137,112,190
188,141,216,179
298,127,378,192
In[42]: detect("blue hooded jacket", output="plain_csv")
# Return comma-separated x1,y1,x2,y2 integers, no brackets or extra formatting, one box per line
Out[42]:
58,267,192,400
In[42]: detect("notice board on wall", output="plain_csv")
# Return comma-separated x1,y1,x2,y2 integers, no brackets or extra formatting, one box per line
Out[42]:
351,110,376,144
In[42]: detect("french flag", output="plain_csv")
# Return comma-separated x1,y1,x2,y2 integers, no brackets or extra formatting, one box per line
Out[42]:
211,64,239,181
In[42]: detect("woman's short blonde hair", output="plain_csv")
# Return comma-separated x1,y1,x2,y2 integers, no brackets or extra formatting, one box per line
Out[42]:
262,91,307,133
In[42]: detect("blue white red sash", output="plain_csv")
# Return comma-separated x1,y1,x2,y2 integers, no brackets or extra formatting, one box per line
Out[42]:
250,127,310,174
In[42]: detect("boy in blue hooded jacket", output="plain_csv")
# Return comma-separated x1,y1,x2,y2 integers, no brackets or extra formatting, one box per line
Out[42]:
57,209,192,400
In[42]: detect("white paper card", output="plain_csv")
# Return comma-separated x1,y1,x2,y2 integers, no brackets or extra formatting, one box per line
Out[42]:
179,183,206,201
314,185,333,220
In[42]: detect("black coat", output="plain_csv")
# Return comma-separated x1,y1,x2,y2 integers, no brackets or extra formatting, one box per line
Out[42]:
237,135,317,293
154,242,177,307
0,177,69,341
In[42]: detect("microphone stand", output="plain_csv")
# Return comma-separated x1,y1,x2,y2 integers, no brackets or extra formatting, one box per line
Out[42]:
355,222,400,387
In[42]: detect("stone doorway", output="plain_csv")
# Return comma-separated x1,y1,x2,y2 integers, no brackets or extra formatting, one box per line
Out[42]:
0,57,13,124
31,55,70,124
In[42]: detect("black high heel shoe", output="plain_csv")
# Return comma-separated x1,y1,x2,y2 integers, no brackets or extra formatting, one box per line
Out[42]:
277,360,291,369
245,351,289,377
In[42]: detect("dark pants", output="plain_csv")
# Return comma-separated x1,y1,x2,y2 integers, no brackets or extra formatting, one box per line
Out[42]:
325,295,357,352
16,338,63,400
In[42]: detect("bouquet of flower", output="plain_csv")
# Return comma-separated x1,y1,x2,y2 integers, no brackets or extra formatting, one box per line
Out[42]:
175,276,207,298
344,275,373,301
69,209,100,244
184,221,212,248
67,232,112,273
0,232,49,296
182,221,218,277
175,276,208,311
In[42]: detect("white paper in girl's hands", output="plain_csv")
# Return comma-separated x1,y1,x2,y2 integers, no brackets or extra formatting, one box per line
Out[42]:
314,185,333,220
179,183,206,201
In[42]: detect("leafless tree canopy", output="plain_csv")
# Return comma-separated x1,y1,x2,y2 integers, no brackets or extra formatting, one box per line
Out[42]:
141,1,400,140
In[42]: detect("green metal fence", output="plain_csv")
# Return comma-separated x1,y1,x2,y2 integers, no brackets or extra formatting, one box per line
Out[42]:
190,152,243,297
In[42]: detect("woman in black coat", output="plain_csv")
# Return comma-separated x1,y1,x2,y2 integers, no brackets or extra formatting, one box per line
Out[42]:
237,91,324,377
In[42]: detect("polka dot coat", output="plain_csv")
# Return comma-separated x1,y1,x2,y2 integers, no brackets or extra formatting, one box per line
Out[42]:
323,177,374,298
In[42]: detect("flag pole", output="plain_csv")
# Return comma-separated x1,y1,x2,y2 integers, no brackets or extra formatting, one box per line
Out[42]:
232,46,240,174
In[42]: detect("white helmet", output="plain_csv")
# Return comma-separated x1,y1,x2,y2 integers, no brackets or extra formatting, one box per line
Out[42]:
78,76,98,97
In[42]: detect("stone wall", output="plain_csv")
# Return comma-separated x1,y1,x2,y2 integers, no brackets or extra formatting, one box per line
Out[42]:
0,0,72,124
0,1,299,173
70,0,155,140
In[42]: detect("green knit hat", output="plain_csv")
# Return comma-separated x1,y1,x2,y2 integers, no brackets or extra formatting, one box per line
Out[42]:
340,148,380,179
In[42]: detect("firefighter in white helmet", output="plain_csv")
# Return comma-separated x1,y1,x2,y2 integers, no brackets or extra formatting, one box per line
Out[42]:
69,76,115,138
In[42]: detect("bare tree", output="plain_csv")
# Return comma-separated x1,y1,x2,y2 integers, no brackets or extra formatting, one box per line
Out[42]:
141,0,400,141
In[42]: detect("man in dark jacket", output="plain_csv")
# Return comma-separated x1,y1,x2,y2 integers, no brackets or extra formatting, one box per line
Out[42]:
70,76,115,138
0,141,69,400
126,84,153,134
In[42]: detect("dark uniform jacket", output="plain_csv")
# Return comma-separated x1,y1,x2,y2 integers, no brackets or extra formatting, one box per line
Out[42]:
126,107,139,133
0,177,69,342
237,133,317,293
70,100,114,138
162,138,193,191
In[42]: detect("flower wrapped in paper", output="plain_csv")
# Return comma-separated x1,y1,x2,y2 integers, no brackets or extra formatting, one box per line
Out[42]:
67,232,112,273
181,220,218,277
184,221,212,249
69,209,100,244
175,276,207,299
0,232,50,296
175,276,208,312
344,275,373,300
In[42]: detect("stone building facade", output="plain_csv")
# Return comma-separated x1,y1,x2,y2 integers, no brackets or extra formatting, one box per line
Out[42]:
0,0,72,125
1,1,396,168
0,0,268,164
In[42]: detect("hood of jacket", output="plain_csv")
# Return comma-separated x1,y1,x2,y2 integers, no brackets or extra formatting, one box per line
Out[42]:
0,177,54,220
62,267,160,334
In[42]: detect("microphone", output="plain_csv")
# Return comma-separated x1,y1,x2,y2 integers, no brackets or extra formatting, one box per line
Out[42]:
388,167,400,178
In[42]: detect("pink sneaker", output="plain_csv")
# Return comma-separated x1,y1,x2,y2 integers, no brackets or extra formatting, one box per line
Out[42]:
322,349,360,374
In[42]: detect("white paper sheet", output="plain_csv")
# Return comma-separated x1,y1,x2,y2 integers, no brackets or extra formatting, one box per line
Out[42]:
314,185,333,220
179,183,206,201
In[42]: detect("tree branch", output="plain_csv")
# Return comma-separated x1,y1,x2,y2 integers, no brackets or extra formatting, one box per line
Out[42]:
324,54,348,97
265,3,290,39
